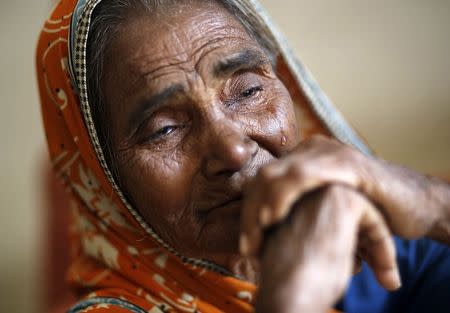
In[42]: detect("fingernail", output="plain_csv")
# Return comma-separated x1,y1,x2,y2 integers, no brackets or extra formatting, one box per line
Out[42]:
240,234,249,256
393,268,402,289
389,268,402,290
259,207,271,226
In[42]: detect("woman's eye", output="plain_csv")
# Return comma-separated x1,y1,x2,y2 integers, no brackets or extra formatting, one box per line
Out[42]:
149,125,177,141
240,85,263,99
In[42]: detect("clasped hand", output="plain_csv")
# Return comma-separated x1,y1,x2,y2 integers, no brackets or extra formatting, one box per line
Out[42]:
239,135,447,313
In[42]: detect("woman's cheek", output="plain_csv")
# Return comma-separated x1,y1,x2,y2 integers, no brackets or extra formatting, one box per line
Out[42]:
145,151,192,203
272,82,299,149
118,148,193,219
252,83,298,154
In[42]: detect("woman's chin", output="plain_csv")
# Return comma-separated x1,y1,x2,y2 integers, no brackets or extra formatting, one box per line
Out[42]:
190,209,242,266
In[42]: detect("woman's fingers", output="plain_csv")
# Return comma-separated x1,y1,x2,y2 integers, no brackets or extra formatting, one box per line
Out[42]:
240,162,286,255
240,136,365,256
256,185,399,313
240,177,265,255
256,185,402,313
357,202,400,290
243,133,440,260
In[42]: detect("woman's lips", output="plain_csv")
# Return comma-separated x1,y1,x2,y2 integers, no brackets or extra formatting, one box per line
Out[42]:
217,196,243,209
204,196,243,219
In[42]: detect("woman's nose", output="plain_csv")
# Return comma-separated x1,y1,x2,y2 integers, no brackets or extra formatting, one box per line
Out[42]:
204,120,257,177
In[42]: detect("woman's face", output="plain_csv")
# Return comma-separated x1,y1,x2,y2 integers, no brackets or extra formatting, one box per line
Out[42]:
101,0,299,267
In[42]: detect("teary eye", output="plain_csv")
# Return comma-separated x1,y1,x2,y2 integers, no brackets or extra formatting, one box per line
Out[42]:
144,125,179,143
152,125,176,139
240,85,263,99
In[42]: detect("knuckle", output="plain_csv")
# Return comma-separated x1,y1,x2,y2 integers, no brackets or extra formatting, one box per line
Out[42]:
323,185,346,198
258,163,277,180
288,163,306,179
302,134,330,148
308,134,327,144
319,185,360,215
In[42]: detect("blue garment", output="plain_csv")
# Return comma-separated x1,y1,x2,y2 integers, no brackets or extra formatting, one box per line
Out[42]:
337,237,450,313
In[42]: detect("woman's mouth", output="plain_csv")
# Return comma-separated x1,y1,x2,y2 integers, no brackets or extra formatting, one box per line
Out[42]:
202,195,244,220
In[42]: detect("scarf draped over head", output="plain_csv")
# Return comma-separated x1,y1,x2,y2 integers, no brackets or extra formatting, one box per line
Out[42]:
37,0,368,312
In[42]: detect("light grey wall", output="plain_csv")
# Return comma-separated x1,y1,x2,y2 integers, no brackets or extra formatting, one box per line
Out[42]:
0,1,448,312
0,1,51,312
260,0,450,173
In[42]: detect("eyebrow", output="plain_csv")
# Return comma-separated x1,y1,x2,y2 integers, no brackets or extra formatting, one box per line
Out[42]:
213,48,270,78
127,83,185,136
127,49,270,136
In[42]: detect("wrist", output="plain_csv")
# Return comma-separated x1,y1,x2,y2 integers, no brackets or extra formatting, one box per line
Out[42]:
426,177,450,243
360,155,445,239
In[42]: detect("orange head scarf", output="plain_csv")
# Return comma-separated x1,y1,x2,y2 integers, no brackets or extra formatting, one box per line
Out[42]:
36,0,368,311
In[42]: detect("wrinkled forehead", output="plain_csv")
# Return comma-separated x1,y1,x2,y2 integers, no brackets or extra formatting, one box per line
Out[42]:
68,0,371,190
70,0,276,86
103,9,269,99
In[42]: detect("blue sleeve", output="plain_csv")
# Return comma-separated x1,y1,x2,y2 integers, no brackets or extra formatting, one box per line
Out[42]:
336,237,450,313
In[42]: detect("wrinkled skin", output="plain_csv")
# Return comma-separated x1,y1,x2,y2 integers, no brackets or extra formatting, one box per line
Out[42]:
241,135,450,312
255,185,396,313
100,1,450,312
102,1,298,266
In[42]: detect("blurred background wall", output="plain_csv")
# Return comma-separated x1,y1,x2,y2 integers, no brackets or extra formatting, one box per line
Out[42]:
0,1,53,313
0,0,448,312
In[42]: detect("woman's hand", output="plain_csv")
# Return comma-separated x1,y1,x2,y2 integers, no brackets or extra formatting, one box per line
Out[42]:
254,186,399,313
240,134,450,312
240,135,450,256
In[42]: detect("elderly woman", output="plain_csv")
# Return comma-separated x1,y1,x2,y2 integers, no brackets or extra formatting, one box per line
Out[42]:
36,0,450,312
